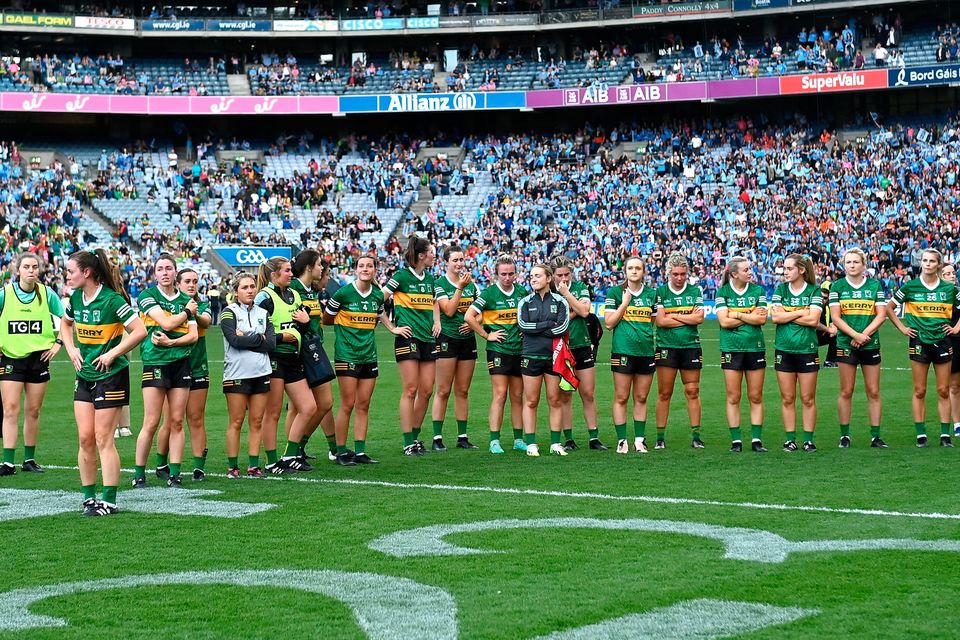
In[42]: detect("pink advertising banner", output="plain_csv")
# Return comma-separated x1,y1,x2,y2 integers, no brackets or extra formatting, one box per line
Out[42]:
0,92,338,115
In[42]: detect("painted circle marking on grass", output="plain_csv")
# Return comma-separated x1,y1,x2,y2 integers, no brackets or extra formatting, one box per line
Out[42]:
0,569,457,638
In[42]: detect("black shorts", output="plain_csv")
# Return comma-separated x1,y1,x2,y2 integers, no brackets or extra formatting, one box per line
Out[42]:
571,345,596,370
721,351,767,371
395,336,439,362
834,347,882,367
437,335,478,361
190,376,210,391
270,353,307,384
0,351,51,384
521,356,558,377
952,340,960,373
774,350,820,373
334,361,379,379
610,353,656,376
141,357,192,389
222,374,272,395
655,347,703,370
75,368,130,409
486,351,522,377
909,337,954,365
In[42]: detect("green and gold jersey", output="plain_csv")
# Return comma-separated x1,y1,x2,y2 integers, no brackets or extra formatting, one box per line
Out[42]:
654,283,703,349
189,299,211,378
471,283,528,356
326,282,384,364
829,276,886,350
434,274,478,339
715,282,767,353
771,282,822,353
567,281,593,349
604,285,656,356
137,286,195,365
893,277,960,345
290,277,324,341
384,267,435,342
65,285,138,381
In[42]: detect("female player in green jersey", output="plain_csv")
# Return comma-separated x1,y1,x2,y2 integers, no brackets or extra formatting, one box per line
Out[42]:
431,245,479,451
255,257,317,472
287,250,338,462
133,253,198,487
382,235,441,456
604,257,657,454
770,254,822,452
465,255,528,454
654,253,705,449
552,256,606,451
61,249,146,516
941,263,960,437
178,269,211,477
888,249,960,447
829,248,888,449
0,252,64,475
517,263,571,457
715,256,769,453
325,255,406,465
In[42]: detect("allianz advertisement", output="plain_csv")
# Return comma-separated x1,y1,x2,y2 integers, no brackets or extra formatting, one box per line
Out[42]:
213,246,292,266
889,64,960,88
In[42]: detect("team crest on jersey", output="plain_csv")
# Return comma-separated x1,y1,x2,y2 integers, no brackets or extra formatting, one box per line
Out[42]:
550,305,557,313
92,310,101,322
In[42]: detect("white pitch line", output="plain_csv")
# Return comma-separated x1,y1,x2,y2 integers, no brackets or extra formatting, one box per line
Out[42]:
42,465,960,521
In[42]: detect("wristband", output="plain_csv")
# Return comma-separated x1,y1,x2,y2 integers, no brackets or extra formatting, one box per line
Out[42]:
185,308,194,320
55,338,64,346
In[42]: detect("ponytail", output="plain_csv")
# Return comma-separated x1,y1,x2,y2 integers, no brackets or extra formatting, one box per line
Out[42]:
721,256,749,287
257,257,289,291
404,235,432,268
69,249,129,303
787,253,817,286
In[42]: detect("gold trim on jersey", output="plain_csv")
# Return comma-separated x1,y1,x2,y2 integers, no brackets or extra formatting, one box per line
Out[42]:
335,310,378,329
75,322,123,345
904,301,951,319
393,291,434,311
623,307,653,322
481,309,517,325
838,300,877,315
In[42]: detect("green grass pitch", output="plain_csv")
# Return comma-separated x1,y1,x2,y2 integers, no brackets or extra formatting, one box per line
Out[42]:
3,322,960,638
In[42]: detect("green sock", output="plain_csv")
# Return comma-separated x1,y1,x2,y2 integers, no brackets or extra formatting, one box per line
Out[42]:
228,456,239,469
803,431,814,443
513,428,523,441
248,455,260,468
156,452,168,468
615,423,627,440
82,484,97,500
432,420,444,437
751,424,763,441
691,426,702,442
134,464,146,479
355,440,366,454
656,428,666,442
489,430,499,443
915,422,926,436
169,462,181,477
193,456,205,471
840,424,851,437
266,449,278,465
23,445,35,462
299,436,310,451
786,432,797,442
283,440,299,457
942,423,952,436
457,420,468,436
325,433,337,454
337,444,347,455
870,426,881,439
524,432,536,445
563,428,573,441
551,431,562,445
2,448,14,465
412,427,422,441
633,420,646,438
588,428,599,440
403,431,414,447
729,427,742,443
101,486,117,505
